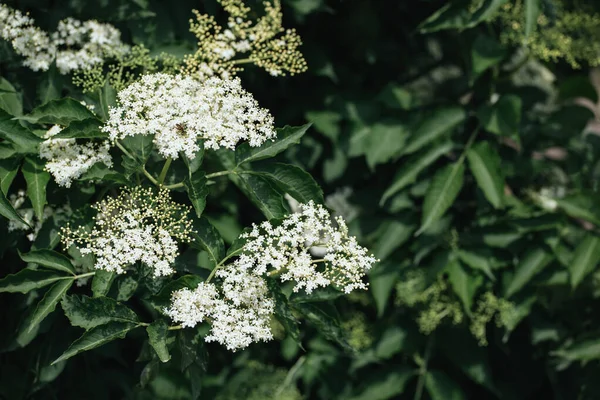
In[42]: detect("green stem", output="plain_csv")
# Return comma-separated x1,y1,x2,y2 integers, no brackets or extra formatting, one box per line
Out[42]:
73,271,96,280
206,170,233,179
167,325,183,331
115,140,159,186
414,335,435,400
158,158,173,185
165,182,185,190
206,247,245,283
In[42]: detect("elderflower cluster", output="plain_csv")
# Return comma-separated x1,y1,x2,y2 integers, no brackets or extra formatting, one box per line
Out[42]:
61,186,194,277
39,125,113,188
184,0,307,79
103,73,276,157
240,201,377,294
51,18,129,74
0,4,128,73
0,4,54,71
165,261,274,351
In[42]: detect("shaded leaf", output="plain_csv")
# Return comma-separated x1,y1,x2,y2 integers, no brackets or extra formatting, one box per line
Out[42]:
52,118,106,139
51,322,137,365
61,294,139,330
0,158,20,194
0,187,30,227
447,260,481,313
380,141,453,205
417,162,465,235
22,157,50,220
25,279,73,333
466,141,504,208
477,95,522,137
19,249,75,274
403,106,466,155
22,98,95,125
293,302,352,351
425,370,467,400
569,234,600,289
525,0,541,38
190,217,225,269
249,162,324,204
267,278,301,343
92,270,115,298
505,247,554,298
0,111,42,153
147,320,171,362
0,269,65,293
235,124,311,166
472,35,507,78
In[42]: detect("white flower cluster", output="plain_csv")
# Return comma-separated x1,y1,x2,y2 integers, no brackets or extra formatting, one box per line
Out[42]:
240,201,377,294
39,125,113,188
165,201,376,351
52,18,129,74
165,261,274,351
102,73,276,158
0,4,54,71
0,4,128,73
61,186,195,277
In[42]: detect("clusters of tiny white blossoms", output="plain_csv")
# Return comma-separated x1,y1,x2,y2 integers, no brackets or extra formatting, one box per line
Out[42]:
51,18,129,74
0,4,128,73
165,260,274,351
39,125,113,188
61,186,194,277
102,73,276,158
240,201,377,294
0,4,54,71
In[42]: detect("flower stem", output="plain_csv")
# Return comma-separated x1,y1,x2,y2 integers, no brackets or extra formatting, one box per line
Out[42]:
165,182,185,190
206,170,233,179
158,158,173,185
115,140,160,186
167,325,183,331
73,271,96,280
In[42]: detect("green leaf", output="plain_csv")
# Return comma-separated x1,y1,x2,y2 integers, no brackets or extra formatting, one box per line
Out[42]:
471,35,507,78
289,286,345,303
0,158,20,194
456,249,495,281
569,234,600,289
525,0,541,38
470,0,509,24
555,194,600,226
147,320,171,362
0,77,23,116
446,260,481,313
19,249,75,274
425,370,467,400
183,154,208,218
556,338,600,362
22,157,50,220
61,295,139,330
0,189,30,227
230,172,290,219
21,98,96,125
403,106,466,155
120,134,154,171
505,247,554,298
267,278,301,343
293,302,352,351
51,322,137,365
416,162,465,235
51,118,107,139
25,279,73,333
466,141,504,208
418,3,471,33
235,124,311,166
380,141,453,205
248,162,324,204
92,270,115,297
97,79,117,121
0,269,65,293
363,120,409,168
349,366,414,400
190,217,225,269
0,111,42,153
477,95,522,137
369,261,403,317
373,216,416,260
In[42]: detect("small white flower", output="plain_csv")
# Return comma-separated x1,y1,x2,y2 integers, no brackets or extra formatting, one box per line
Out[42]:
102,73,276,159
39,125,113,188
